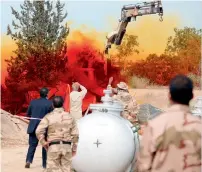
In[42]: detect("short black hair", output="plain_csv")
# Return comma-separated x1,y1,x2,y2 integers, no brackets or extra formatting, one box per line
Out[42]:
39,87,49,98
169,75,193,105
53,96,64,108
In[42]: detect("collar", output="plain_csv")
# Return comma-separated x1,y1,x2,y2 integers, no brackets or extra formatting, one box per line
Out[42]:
167,104,190,113
71,90,79,92
53,108,65,113
40,97,47,99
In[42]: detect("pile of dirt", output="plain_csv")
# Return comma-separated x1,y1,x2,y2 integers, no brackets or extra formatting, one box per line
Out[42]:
1,109,28,147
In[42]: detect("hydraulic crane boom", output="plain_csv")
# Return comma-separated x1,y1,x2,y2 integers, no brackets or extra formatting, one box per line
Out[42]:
105,0,163,54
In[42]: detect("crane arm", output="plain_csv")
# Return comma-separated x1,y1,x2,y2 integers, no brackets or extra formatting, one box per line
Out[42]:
104,0,163,54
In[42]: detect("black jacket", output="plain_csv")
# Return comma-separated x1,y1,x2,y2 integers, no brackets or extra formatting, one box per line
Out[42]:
27,98,53,134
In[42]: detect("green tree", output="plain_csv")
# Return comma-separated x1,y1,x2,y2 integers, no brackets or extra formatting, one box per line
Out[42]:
130,54,182,85
6,0,69,87
165,27,202,75
115,34,139,72
3,0,69,114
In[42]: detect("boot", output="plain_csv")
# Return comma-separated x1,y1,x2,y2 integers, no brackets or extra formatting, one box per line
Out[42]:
25,162,30,168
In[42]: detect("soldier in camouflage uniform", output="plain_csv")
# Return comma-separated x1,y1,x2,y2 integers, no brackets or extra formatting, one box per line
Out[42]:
107,77,139,125
137,75,202,172
36,96,79,172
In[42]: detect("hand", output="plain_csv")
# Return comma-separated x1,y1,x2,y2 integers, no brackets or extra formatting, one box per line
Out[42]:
108,77,113,85
138,129,143,135
43,142,49,151
72,151,77,157
74,82,80,86
112,88,118,94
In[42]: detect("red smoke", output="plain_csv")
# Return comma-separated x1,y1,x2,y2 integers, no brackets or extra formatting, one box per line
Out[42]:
1,30,123,115
65,34,110,97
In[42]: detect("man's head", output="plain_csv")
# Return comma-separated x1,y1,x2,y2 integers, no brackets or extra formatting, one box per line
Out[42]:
53,96,64,108
72,82,80,91
39,87,49,98
169,75,193,105
116,82,129,93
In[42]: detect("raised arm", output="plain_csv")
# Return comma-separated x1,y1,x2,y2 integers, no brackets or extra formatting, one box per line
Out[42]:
107,77,113,90
107,77,118,96
79,84,87,99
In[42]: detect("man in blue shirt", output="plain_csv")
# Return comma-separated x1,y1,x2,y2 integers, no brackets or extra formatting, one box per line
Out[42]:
25,87,53,169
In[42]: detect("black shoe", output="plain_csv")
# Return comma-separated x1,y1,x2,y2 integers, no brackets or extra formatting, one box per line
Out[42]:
25,162,30,168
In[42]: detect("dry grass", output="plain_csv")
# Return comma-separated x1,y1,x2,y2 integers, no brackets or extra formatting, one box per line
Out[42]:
129,75,201,89
129,76,160,89
187,73,201,88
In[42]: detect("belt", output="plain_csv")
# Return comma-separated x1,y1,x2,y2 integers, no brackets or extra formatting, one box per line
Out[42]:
49,141,71,146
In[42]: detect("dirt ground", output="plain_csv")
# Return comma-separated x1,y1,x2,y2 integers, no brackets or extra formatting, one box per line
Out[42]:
1,89,201,172
1,145,44,172
130,89,202,110
1,109,42,172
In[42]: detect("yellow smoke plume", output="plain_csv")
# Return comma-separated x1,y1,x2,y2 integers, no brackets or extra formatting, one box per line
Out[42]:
67,15,180,61
108,15,180,61
1,35,17,83
1,15,180,83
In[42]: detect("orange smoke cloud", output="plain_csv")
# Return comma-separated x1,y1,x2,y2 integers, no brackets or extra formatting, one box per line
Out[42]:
1,35,17,84
66,27,108,67
1,15,180,84
66,15,180,61
109,15,180,61
67,27,106,49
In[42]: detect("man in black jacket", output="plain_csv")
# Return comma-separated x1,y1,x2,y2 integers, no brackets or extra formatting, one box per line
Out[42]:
25,88,53,169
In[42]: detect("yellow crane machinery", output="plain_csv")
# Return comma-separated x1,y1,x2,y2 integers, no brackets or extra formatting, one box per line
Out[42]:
104,0,163,54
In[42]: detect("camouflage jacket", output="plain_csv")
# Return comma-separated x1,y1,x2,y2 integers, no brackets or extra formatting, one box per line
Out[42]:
113,91,139,124
36,108,79,151
137,104,202,172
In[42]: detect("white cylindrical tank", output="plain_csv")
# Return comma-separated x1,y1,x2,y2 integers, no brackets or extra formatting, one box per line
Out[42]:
72,89,140,172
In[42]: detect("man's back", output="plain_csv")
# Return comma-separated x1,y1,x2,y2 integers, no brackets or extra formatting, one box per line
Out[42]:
70,91,83,113
37,108,78,142
36,96,79,172
113,92,139,124
138,104,202,172
70,84,87,120
27,98,52,134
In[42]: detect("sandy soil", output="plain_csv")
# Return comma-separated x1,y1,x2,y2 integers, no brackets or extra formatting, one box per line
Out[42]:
1,145,44,172
130,89,201,110
1,109,28,140
0,109,42,172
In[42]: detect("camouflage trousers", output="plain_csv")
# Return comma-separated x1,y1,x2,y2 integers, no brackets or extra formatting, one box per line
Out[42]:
45,144,73,172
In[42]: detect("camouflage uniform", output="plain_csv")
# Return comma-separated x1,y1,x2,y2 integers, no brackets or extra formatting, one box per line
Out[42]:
137,104,202,172
113,90,139,125
36,108,79,172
